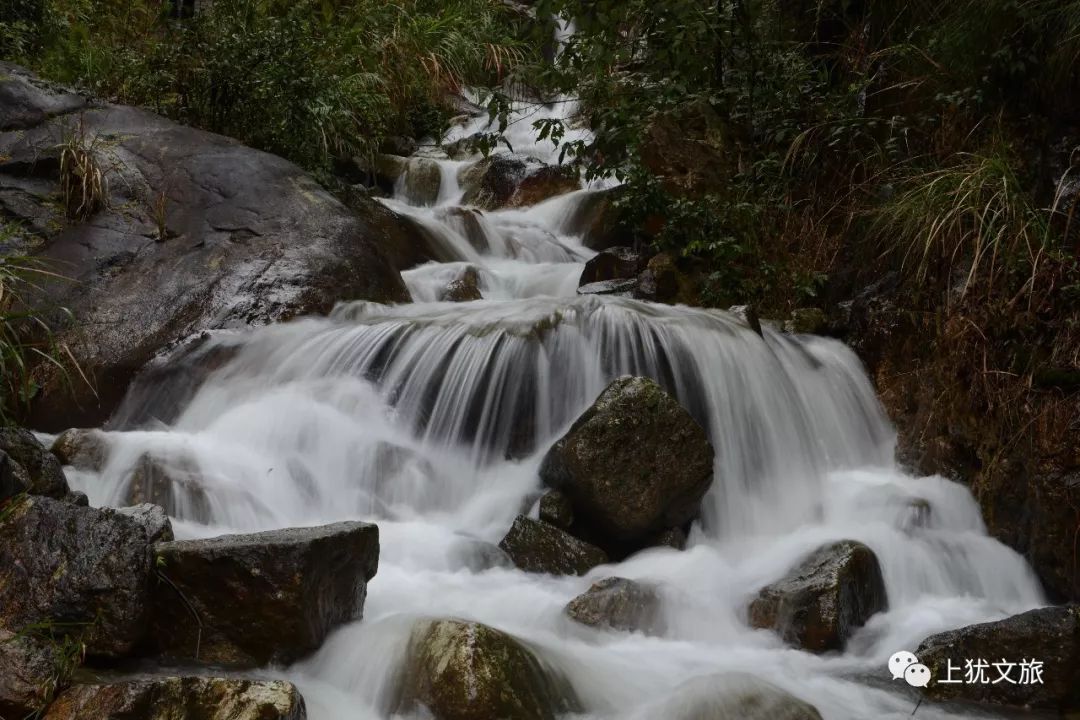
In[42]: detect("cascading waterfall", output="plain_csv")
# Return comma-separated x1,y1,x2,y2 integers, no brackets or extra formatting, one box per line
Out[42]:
67,73,1046,720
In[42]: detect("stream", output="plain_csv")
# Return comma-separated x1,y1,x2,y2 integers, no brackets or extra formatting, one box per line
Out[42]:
67,84,1046,720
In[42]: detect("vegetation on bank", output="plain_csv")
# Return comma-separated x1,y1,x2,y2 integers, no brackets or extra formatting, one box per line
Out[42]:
1,0,530,170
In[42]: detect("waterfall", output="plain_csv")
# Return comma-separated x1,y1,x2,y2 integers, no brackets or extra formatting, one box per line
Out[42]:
67,80,1045,720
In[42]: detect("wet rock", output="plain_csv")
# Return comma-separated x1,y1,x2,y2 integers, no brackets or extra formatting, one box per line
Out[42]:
461,155,578,210
916,605,1080,712
0,629,61,719
396,618,580,720
633,253,681,303
561,187,629,252
448,537,512,572
0,496,153,657
730,304,764,337
565,577,664,634
652,527,688,550
43,676,307,720
126,452,212,522
401,157,444,206
0,63,409,431
116,503,174,543
577,279,637,297
654,672,823,720
748,540,887,653
50,428,111,472
539,376,714,553
152,521,379,666
498,515,608,576
538,490,573,530
0,428,69,498
381,135,418,157
578,246,646,287
898,497,931,531
440,266,483,302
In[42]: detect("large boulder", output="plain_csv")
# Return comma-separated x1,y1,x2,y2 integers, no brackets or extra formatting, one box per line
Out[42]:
460,155,579,210
564,577,664,635
0,629,61,719
152,521,379,666
652,673,823,720
538,376,714,554
116,503,174,544
395,618,580,720
916,606,1080,713
0,63,412,431
0,427,69,498
748,540,887,653
43,676,306,720
498,515,608,576
0,496,153,657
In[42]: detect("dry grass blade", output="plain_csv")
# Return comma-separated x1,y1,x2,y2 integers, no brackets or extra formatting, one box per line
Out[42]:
59,120,108,221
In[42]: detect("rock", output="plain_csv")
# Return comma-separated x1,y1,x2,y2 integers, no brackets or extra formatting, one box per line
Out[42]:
498,515,608,576
578,246,646,287
0,496,153,657
0,629,61,719
785,308,828,335
381,135,418,157
0,428,69,498
748,540,887,653
916,606,1080,712
43,676,307,720
539,376,714,553
461,154,578,210
561,187,629,252
395,618,580,720
0,449,30,502
652,527,688,550
50,428,110,472
440,266,483,302
125,452,212,523
116,503,174,543
633,253,681,303
152,521,379,666
538,490,573,530
653,672,823,720
729,305,764,337
401,157,444,206
577,279,637,297
448,537,513,572
638,101,732,196
0,63,410,431
565,577,664,634
352,152,408,195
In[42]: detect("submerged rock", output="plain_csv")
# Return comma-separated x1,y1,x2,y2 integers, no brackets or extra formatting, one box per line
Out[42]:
43,676,306,720
654,672,823,720
396,619,580,720
152,521,379,666
0,428,69,498
125,452,213,523
916,605,1080,712
0,629,60,719
0,496,153,657
50,428,111,472
577,278,637,297
539,376,714,553
748,540,887,653
498,515,608,576
564,577,664,635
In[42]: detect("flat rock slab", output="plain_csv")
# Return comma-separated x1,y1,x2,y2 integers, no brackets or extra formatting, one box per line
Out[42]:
152,521,379,666
0,496,153,657
43,676,306,720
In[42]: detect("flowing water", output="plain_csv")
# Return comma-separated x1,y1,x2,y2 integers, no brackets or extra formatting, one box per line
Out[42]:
65,84,1048,720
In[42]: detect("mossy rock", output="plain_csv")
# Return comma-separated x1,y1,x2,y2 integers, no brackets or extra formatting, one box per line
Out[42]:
395,619,580,720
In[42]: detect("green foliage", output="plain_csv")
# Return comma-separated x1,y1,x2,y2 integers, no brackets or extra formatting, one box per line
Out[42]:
7,0,530,170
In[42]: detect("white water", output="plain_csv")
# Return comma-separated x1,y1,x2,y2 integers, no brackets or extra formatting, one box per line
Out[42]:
66,80,1047,720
